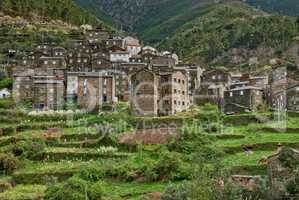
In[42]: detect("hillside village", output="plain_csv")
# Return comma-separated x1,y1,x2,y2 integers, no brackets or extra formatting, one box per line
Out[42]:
1,26,297,115
0,1,299,200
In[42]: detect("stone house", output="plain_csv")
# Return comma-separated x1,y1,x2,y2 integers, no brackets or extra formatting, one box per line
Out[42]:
36,57,67,78
67,52,91,72
85,28,109,44
105,36,125,49
77,72,116,111
224,86,264,113
130,69,191,116
150,56,176,71
91,54,112,71
123,36,141,56
249,76,269,89
71,40,93,54
12,69,34,104
32,77,65,110
130,69,159,116
109,49,130,63
196,69,231,105
287,84,299,112
52,47,67,57
159,70,190,115
270,67,288,110
35,44,52,56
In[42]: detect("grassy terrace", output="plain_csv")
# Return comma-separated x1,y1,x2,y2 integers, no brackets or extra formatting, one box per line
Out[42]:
0,105,298,199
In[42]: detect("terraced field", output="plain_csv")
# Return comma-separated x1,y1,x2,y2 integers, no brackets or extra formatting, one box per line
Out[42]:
0,105,298,199
218,115,299,175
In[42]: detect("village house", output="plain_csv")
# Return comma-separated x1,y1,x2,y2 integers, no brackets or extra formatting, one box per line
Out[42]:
270,67,288,110
67,51,91,72
77,72,116,111
36,56,67,78
85,28,109,44
224,86,264,113
12,69,34,104
249,76,269,89
52,47,67,57
35,44,52,57
150,56,176,72
32,77,65,110
130,69,159,116
123,36,142,56
109,49,130,63
105,36,125,49
130,69,191,116
287,84,299,112
196,69,231,106
91,52,112,71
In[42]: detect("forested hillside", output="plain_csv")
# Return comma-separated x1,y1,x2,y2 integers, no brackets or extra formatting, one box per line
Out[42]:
246,0,299,16
158,2,298,67
75,0,227,43
0,0,101,26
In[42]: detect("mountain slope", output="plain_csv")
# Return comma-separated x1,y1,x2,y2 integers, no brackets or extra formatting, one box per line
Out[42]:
0,0,103,26
75,0,231,43
158,2,298,67
246,0,299,16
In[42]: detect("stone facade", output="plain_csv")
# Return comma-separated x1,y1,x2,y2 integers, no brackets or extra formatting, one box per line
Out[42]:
196,69,231,105
130,70,159,116
32,78,65,110
287,84,299,112
224,86,264,113
77,72,115,111
130,69,190,116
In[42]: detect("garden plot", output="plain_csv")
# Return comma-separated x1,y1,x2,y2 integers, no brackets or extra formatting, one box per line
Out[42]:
0,184,46,200
42,147,130,161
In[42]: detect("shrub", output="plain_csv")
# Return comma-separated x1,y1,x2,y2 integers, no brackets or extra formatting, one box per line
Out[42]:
45,176,103,200
0,153,19,174
12,139,45,159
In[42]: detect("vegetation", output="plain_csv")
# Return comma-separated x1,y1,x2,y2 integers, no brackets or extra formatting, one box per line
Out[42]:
0,0,102,26
159,2,298,65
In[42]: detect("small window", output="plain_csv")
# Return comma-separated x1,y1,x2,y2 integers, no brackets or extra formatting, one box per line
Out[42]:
44,61,48,65
230,92,233,97
212,75,216,80
240,91,244,95
52,61,56,65
174,78,177,82
182,80,185,84
174,100,177,105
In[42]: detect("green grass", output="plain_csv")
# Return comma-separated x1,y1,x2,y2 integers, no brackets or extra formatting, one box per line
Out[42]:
0,184,46,200
222,150,274,167
101,180,168,200
216,133,299,148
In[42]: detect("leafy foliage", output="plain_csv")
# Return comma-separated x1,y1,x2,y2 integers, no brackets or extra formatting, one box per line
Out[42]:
159,2,298,63
0,0,101,26
44,176,103,200
0,153,19,174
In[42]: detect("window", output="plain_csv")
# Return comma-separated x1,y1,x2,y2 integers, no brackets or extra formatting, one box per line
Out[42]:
84,59,88,63
182,91,185,95
256,91,260,95
97,61,102,65
174,78,177,82
240,90,244,95
174,89,177,93
230,92,233,97
52,61,57,65
44,61,48,65
23,60,27,64
182,101,185,106
178,79,181,83
212,75,216,80
182,80,185,84
174,100,177,105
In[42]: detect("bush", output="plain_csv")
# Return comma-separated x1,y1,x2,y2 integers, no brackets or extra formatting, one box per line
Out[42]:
0,153,19,174
12,139,45,159
0,99,15,109
45,176,103,200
